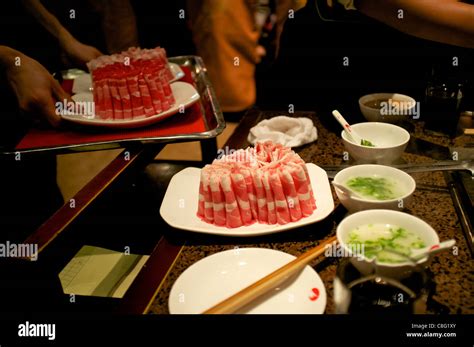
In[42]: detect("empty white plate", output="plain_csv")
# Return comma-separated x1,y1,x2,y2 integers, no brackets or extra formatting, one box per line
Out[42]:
160,163,335,237
168,248,327,314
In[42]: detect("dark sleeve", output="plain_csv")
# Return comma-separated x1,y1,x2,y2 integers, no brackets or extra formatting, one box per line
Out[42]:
0,1,61,71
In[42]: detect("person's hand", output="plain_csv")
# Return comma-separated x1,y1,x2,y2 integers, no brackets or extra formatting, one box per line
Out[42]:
255,45,267,64
59,31,103,68
5,53,71,127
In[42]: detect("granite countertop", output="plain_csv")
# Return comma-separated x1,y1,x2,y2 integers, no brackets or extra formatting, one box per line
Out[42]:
148,110,474,314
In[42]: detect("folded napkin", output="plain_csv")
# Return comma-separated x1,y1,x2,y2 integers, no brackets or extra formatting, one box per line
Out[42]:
248,116,317,147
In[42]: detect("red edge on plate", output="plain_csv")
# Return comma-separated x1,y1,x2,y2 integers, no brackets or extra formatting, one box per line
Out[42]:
309,287,320,301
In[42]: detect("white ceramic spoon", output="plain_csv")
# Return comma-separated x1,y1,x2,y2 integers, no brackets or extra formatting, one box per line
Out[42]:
410,239,456,261
378,239,456,263
332,109,375,147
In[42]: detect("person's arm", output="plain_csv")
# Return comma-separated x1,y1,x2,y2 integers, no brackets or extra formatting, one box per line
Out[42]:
356,0,474,48
0,46,71,127
274,0,307,57
20,0,103,66
91,0,139,53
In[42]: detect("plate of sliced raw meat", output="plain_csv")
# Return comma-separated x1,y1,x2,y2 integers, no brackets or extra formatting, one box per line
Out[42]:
67,81,199,128
71,63,185,95
160,160,335,237
61,46,198,128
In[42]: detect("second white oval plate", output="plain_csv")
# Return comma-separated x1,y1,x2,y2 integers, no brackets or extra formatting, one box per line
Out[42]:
65,81,200,128
168,248,327,314
71,62,185,94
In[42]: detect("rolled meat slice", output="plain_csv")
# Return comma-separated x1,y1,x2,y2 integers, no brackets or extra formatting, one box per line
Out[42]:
220,175,243,228
100,80,114,120
301,163,317,210
197,180,205,219
210,172,226,226
261,171,277,225
230,169,253,225
288,163,315,217
125,72,144,119
269,170,291,225
92,80,106,119
251,169,268,223
108,78,123,120
280,168,303,222
241,168,258,220
138,76,156,117
144,73,163,114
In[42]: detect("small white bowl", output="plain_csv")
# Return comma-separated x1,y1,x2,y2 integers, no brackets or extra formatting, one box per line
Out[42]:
333,164,416,212
336,210,439,279
341,122,410,164
359,93,417,123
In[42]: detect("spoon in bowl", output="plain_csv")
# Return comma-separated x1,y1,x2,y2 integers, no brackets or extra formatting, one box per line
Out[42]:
332,109,376,147
410,239,456,261
378,239,456,264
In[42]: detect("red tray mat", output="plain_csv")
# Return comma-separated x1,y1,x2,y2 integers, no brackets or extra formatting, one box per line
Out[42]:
15,66,206,150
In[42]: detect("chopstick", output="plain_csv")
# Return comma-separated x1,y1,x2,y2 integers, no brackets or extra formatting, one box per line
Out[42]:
203,235,338,314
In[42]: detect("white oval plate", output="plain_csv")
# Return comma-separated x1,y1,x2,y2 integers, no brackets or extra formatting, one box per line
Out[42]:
168,248,327,314
64,81,200,128
160,163,334,237
168,63,185,82
71,63,185,94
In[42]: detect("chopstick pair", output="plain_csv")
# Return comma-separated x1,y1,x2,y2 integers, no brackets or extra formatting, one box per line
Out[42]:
203,235,338,314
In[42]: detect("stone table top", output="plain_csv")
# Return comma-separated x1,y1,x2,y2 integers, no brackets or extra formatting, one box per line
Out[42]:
148,109,474,314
